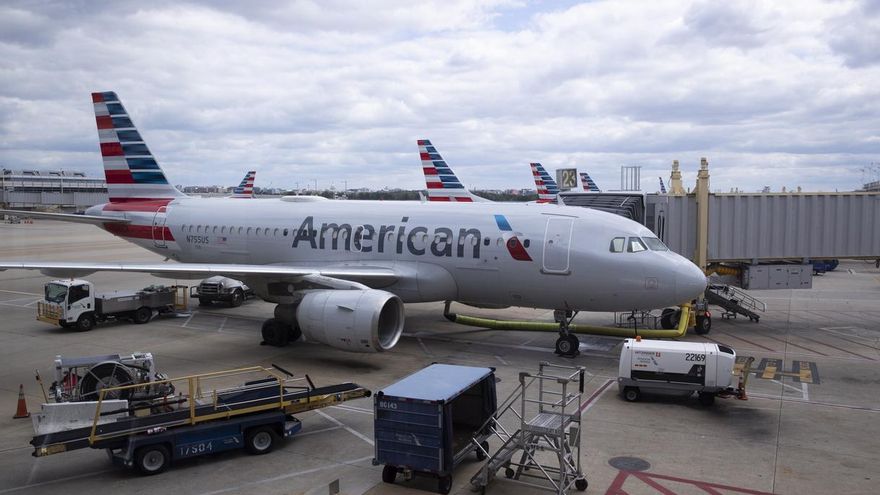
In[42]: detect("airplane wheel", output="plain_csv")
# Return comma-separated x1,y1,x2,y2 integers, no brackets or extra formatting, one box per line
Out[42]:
261,318,290,347
695,315,711,335
438,474,452,495
660,308,678,329
555,336,578,356
575,478,588,491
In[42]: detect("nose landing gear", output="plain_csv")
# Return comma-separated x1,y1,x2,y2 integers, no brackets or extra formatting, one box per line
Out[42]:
553,309,580,358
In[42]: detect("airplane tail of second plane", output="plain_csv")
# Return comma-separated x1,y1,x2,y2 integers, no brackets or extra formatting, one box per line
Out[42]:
530,162,560,203
418,139,488,202
91,91,184,204
232,171,256,198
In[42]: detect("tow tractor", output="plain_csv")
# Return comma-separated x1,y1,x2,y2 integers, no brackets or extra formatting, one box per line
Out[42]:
30,365,371,475
37,279,186,331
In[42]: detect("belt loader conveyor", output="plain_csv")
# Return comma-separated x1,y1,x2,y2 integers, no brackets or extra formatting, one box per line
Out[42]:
31,366,371,458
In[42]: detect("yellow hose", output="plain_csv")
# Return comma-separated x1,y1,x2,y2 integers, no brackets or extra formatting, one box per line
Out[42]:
705,264,740,276
444,303,692,338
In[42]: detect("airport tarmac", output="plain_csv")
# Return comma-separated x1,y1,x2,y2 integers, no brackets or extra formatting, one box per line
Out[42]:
0,220,878,495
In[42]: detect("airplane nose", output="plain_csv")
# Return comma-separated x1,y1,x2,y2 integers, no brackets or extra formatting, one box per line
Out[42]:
675,261,708,303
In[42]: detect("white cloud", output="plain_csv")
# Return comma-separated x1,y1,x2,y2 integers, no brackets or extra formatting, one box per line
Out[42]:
0,0,877,193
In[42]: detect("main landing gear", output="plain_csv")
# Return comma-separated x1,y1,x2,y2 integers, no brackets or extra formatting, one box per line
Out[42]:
553,309,580,358
260,304,302,347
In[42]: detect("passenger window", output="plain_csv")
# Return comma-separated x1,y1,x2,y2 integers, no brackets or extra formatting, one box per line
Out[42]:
197,225,202,233
247,227,252,236
523,239,530,248
628,237,647,252
274,228,279,236
237,227,242,235
212,226,218,234
610,237,625,253
256,228,262,236
220,226,226,234
283,229,289,236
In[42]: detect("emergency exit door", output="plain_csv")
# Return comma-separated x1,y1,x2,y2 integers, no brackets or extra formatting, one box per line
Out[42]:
542,217,573,274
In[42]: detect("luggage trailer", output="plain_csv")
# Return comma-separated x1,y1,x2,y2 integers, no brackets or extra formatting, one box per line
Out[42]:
30,366,371,475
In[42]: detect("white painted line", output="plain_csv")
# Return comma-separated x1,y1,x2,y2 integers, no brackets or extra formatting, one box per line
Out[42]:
181,311,196,328
331,404,374,415
0,469,115,494
580,379,615,414
417,337,432,356
801,382,810,401
295,425,342,437
769,378,805,396
24,299,38,307
0,289,40,296
495,355,509,365
197,455,374,495
217,317,228,332
315,409,374,446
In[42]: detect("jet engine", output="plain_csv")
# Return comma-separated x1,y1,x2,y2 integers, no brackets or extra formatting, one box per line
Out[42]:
296,289,404,352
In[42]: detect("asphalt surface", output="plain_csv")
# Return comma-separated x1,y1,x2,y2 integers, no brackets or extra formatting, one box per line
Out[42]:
0,220,877,494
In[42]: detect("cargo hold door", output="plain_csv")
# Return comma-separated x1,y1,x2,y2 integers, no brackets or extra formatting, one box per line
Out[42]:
542,217,573,274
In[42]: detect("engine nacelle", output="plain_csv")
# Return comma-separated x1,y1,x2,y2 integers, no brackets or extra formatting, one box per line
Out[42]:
296,290,404,352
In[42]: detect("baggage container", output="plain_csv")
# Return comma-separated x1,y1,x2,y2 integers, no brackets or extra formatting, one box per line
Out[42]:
374,364,497,494
618,338,737,406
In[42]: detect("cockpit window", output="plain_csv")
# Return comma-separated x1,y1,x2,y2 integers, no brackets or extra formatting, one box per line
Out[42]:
609,237,625,253
642,237,668,251
627,237,647,252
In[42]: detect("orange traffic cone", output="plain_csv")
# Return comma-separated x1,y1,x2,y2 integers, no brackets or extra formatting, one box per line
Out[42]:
13,384,30,419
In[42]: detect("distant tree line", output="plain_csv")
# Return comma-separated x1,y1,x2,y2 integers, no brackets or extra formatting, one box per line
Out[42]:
276,190,537,202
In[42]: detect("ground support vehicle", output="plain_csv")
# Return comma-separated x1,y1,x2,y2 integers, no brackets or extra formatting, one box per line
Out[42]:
374,364,497,494
618,338,751,406
45,352,172,403
29,366,371,475
189,276,253,307
37,279,185,331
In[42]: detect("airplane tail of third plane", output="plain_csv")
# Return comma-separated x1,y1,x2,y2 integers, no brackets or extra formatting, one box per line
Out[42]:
91,91,184,204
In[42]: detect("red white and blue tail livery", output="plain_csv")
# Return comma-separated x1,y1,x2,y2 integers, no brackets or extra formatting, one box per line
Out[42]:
93,91,184,203
418,139,487,202
232,171,256,198
580,172,601,192
530,163,559,203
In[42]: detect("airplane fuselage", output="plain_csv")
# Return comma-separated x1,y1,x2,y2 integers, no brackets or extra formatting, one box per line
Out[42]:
87,197,705,312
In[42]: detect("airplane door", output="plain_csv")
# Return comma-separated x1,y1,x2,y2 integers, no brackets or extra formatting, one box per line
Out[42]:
542,217,573,274
152,206,167,248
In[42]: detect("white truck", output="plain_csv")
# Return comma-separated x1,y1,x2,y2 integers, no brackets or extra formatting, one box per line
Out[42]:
190,276,253,307
37,279,178,331
618,338,739,406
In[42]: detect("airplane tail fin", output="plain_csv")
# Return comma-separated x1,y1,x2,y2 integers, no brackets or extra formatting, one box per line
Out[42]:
418,139,487,202
659,176,667,194
232,170,256,198
580,172,601,192
92,91,184,203
530,163,559,203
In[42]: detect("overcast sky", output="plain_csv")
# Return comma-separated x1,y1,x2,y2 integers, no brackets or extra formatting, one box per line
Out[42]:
1,0,878,193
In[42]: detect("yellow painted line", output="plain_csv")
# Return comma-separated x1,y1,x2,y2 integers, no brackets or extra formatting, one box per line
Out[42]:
762,362,778,380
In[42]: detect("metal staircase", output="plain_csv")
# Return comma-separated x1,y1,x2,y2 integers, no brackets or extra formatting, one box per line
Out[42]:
705,284,766,322
470,362,588,494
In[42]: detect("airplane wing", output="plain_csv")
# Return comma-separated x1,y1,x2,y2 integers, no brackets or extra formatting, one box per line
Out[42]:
0,261,398,288
0,209,129,225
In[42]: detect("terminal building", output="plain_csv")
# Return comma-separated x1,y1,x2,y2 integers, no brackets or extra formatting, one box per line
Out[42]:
1,169,108,212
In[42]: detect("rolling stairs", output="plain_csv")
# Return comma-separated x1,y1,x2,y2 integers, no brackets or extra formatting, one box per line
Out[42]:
705,284,766,322
470,362,588,494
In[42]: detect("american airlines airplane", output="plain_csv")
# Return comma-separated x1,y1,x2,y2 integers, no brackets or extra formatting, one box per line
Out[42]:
231,170,256,198
418,140,488,202
580,172,601,192
0,92,707,356
531,163,561,203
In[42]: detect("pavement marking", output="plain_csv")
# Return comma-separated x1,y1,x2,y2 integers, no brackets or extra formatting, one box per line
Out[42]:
763,335,828,356
769,378,805,397
197,455,375,495
801,382,810,401
748,394,880,412
331,404,374,415
715,331,775,352
578,378,615,414
793,334,875,360
217,316,228,332
0,469,115,494
416,337,432,356
295,425,343,437
495,354,509,365
181,312,196,328
315,409,374,446
0,289,40,296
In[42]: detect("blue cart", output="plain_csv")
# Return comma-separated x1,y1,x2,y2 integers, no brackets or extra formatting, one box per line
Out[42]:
374,364,497,494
